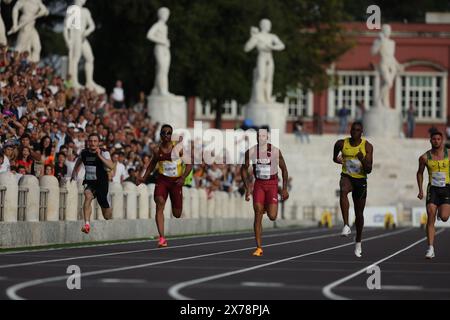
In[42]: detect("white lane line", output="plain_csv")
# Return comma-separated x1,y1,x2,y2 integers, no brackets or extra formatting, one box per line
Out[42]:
0,227,318,255
0,228,332,270
100,279,147,284
241,282,285,288
167,228,412,300
322,229,446,300
6,230,349,300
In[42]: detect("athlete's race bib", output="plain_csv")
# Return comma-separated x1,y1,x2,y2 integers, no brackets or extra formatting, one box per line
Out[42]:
163,161,178,177
431,172,447,187
256,164,271,180
346,159,362,174
85,165,97,180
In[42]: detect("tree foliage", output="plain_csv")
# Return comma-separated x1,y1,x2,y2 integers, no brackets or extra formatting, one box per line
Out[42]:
2,0,447,126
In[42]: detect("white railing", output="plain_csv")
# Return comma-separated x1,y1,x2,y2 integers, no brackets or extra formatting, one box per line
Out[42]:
0,172,252,223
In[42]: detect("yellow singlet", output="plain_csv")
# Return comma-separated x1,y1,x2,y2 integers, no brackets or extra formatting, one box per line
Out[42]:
341,138,367,179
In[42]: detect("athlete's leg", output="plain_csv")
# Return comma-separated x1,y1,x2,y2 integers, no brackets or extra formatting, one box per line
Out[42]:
426,203,438,246
98,185,112,220
169,185,183,219
353,197,366,243
252,181,267,250
253,203,265,249
83,189,94,223
100,207,112,220
155,196,167,238
438,204,450,222
340,175,353,226
266,204,278,221
265,184,279,221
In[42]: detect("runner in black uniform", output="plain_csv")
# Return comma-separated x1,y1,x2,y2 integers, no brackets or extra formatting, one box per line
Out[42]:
72,133,114,234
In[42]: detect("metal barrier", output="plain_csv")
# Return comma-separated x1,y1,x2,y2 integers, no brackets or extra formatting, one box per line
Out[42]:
0,186,6,222
59,188,68,221
0,183,247,223
77,190,84,220
123,193,128,219
303,206,315,221
39,188,50,221
136,194,140,219
18,187,29,221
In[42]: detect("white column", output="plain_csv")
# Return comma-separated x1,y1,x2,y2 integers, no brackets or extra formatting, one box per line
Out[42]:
0,172,18,222
229,193,238,219
65,180,78,221
39,175,60,221
123,182,138,220
182,187,192,218
207,191,216,218
220,192,230,218
198,188,208,218
109,182,124,219
190,188,200,219
137,184,150,219
147,184,156,219
19,175,40,222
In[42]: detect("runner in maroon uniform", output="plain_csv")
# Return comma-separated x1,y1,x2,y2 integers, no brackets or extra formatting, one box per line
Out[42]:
141,124,193,248
241,126,289,256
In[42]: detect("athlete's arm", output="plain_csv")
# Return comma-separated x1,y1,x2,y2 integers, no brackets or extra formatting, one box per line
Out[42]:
417,154,427,200
97,149,114,170
141,153,159,183
240,150,251,201
333,140,344,164
71,157,83,181
278,150,289,201
358,142,373,174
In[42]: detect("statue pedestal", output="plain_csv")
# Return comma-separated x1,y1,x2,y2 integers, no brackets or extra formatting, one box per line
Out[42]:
147,94,187,129
363,107,402,138
245,101,287,134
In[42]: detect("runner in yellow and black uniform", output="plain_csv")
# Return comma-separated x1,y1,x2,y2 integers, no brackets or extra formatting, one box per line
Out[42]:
417,130,450,259
333,121,374,258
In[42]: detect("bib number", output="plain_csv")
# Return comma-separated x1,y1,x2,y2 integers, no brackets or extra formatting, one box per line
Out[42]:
86,165,97,180
163,162,178,177
431,172,447,187
346,159,362,175
256,164,271,180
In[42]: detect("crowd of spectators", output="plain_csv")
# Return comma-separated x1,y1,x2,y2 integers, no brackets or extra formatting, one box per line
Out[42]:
0,45,263,199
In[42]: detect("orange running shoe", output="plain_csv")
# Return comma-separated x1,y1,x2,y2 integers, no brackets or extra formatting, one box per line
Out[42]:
252,247,263,257
158,236,168,248
81,224,90,234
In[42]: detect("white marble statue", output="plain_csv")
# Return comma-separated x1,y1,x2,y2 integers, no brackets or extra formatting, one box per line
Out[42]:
244,19,285,104
0,0,13,46
371,24,403,108
8,0,49,62
147,7,172,96
63,0,105,94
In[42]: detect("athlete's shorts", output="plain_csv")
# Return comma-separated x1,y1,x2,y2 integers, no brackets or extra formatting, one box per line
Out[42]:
84,182,111,209
253,179,279,206
341,174,367,201
426,184,450,206
154,175,183,209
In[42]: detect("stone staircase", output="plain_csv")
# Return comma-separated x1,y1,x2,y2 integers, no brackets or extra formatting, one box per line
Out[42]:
279,134,429,213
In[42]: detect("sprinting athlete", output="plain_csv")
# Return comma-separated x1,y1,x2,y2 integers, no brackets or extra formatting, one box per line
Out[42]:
241,126,289,257
72,133,114,234
417,130,450,259
333,121,373,257
141,124,192,247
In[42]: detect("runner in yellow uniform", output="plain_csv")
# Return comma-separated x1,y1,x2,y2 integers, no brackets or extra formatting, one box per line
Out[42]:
333,122,374,257
417,130,450,259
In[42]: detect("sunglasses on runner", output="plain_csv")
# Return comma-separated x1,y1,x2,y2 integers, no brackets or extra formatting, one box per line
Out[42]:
160,130,172,137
